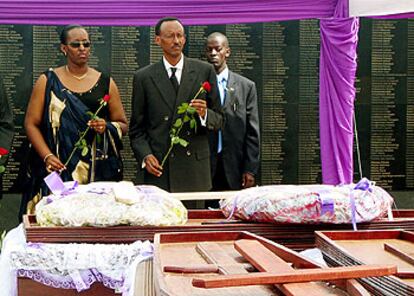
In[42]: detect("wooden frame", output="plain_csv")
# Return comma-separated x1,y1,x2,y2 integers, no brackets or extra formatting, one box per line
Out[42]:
18,279,116,296
23,209,414,250
316,229,414,295
154,230,373,296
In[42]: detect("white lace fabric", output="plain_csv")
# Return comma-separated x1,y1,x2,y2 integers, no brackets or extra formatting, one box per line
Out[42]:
10,240,152,279
0,225,153,296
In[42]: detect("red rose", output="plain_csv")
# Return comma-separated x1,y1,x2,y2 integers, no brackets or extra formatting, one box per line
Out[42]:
0,147,9,156
103,94,110,102
202,81,211,93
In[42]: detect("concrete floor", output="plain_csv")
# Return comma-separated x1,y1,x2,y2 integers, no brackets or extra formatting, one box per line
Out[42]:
1,191,413,232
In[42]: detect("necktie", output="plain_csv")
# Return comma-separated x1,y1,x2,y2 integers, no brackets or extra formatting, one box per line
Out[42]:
217,77,227,153
219,77,227,105
170,67,179,94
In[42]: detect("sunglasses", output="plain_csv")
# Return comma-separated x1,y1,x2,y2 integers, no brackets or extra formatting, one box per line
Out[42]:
67,41,91,48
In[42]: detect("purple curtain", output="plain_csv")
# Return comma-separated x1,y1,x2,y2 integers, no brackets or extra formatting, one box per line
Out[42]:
319,0,359,185
0,0,337,25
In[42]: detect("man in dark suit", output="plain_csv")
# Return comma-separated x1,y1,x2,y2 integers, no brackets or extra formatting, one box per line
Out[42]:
206,32,260,191
129,17,223,193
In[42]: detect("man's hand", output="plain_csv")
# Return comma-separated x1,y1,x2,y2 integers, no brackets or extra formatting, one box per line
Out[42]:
242,172,255,189
144,154,163,177
190,99,207,118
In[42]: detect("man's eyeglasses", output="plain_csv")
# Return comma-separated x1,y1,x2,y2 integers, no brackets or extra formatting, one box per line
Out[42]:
161,33,185,40
67,41,91,48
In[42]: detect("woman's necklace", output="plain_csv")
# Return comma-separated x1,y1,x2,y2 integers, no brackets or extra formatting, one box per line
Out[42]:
65,65,89,80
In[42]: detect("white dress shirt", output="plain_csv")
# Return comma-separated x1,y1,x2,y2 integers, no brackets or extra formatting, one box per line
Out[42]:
163,54,184,83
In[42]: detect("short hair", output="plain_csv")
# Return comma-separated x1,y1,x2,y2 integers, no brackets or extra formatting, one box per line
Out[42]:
206,32,229,47
155,17,184,36
60,24,86,44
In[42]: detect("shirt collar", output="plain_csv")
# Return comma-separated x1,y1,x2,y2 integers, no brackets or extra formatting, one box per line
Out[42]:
217,66,229,83
163,54,184,72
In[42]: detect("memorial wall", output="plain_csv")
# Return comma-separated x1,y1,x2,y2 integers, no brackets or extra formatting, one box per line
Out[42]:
0,18,412,193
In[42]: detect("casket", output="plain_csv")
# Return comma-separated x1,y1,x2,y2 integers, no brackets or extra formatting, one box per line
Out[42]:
23,209,414,250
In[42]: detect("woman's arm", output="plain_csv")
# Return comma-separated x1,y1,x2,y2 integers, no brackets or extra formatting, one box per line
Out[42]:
108,77,128,136
24,74,65,171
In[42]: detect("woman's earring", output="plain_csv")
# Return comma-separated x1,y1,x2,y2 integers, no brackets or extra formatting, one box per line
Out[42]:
63,51,67,56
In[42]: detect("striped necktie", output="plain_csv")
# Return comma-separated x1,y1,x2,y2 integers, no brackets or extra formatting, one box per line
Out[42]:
170,67,179,94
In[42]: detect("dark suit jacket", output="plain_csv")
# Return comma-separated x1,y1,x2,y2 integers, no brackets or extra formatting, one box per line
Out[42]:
129,57,223,192
210,71,260,189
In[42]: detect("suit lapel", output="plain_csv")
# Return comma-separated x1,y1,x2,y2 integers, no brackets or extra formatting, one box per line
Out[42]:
224,71,237,109
174,57,196,114
150,60,176,112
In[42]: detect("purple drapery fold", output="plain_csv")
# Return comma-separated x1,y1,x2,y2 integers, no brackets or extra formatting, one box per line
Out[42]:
319,0,359,185
0,0,337,25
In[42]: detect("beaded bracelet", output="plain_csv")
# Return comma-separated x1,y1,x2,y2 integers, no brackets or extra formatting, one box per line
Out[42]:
43,153,54,163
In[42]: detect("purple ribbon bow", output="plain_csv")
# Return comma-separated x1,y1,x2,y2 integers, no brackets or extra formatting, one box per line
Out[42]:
44,171,78,203
350,177,374,231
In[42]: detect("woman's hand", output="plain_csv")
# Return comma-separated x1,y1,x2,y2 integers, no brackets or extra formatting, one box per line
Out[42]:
44,154,66,172
88,118,106,134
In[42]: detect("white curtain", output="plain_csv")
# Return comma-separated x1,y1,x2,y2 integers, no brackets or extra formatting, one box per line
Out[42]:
349,0,414,17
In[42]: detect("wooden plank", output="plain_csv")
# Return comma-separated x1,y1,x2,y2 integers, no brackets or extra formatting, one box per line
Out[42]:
345,279,371,296
192,264,397,288
196,242,252,275
240,235,370,296
164,264,219,273
384,242,414,265
235,239,355,296
163,263,254,274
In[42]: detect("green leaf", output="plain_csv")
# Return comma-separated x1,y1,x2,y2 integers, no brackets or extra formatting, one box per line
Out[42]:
81,146,89,156
187,106,196,114
172,136,180,144
183,115,190,123
86,111,94,118
81,139,87,147
190,118,196,129
178,138,189,147
177,106,186,114
0,166,5,174
173,118,182,128
177,103,189,114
